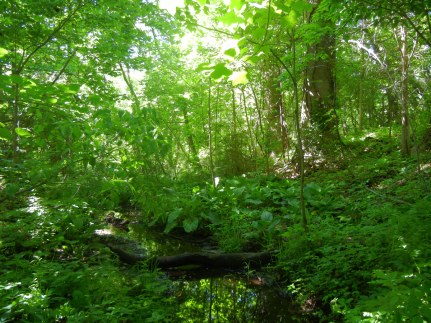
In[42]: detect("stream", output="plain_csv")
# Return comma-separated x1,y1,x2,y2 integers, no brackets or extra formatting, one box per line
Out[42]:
22,197,314,321
112,220,314,322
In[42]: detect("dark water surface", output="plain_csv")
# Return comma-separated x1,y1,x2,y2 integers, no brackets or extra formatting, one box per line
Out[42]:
125,222,312,322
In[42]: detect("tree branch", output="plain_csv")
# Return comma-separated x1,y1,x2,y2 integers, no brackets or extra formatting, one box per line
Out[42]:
17,4,82,73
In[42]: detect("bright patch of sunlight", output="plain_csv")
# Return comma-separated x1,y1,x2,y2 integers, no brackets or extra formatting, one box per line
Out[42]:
360,132,377,140
403,273,415,278
26,196,45,216
229,71,248,85
159,0,185,15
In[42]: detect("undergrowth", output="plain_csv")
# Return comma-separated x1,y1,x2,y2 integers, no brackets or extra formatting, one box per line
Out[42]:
0,202,175,322
1,133,430,322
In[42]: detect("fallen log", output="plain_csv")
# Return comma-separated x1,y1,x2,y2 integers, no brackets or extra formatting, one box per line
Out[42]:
107,244,272,269
152,251,273,269
95,231,273,269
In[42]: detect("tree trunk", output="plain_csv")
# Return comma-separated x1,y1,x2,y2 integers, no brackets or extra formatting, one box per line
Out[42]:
304,1,338,151
208,77,216,184
399,25,411,156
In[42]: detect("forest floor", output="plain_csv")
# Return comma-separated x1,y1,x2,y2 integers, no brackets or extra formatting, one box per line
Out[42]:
1,134,430,322
273,137,431,321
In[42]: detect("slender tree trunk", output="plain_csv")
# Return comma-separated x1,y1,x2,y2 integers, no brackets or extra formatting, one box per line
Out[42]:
249,84,265,154
271,39,307,230
11,81,20,162
208,77,216,186
399,25,411,156
241,88,257,159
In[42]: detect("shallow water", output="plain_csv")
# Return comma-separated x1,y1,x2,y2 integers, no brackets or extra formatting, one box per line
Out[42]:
125,222,311,322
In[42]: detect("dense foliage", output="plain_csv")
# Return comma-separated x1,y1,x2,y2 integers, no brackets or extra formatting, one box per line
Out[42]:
1,0,430,321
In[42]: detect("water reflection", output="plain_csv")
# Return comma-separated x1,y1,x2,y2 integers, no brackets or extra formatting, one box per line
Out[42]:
127,221,308,322
171,275,302,322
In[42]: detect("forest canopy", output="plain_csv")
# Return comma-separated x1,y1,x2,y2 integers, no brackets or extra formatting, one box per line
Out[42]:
1,0,430,321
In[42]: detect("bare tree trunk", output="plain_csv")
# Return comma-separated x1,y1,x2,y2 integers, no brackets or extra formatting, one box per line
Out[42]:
241,88,257,159
208,77,216,185
271,38,307,230
398,25,411,156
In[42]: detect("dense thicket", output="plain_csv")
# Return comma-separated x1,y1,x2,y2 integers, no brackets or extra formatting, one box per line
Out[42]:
1,0,430,321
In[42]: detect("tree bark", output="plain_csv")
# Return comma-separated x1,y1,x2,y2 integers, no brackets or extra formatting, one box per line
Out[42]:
304,1,338,150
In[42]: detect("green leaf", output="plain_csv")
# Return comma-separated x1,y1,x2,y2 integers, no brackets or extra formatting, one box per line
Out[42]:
245,198,262,205
66,84,81,94
285,10,298,28
229,71,248,85
224,48,237,58
164,208,182,233
292,0,313,13
218,11,245,25
195,62,212,72
0,48,8,58
0,127,12,141
230,0,244,10
210,63,233,79
183,217,199,233
4,183,19,197
252,27,266,39
15,127,32,137
197,0,206,4
261,211,273,222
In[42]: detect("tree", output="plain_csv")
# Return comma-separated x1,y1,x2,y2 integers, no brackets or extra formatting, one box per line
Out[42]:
341,0,430,155
303,0,338,151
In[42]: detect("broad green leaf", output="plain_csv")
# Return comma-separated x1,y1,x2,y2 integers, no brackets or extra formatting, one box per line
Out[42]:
292,0,313,13
285,10,298,28
261,211,273,222
66,84,81,94
164,208,182,233
195,62,212,72
88,94,102,104
252,27,266,39
230,0,244,10
197,0,206,4
224,48,237,58
210,63,233,79
15,127,32,137
47,97,58,104
0,127,12,141
183,217,199,233
0,48,8,57
168,208,182,223
10,75,27,86
218,11,245,25
243,53,264,64
229,71,248,85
